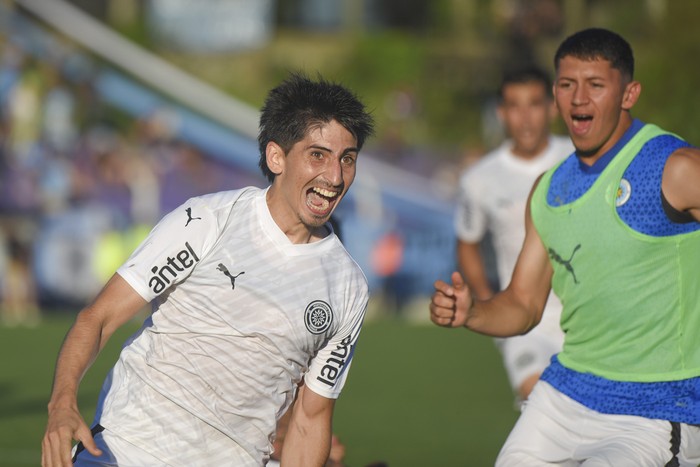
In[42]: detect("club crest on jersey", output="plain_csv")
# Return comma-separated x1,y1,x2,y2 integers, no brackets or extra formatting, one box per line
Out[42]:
304,300,333,334
616,179,632,207
148,241,200,294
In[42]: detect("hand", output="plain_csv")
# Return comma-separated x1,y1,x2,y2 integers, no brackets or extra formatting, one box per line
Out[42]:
42,404,102,467
326,434,346,466
430,271,473,328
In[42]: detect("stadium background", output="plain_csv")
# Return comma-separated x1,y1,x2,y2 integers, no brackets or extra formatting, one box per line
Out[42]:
0,1,698,465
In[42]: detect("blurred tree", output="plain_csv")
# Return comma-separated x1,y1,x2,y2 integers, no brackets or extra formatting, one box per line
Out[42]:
632,0,700,144
62,0,700,162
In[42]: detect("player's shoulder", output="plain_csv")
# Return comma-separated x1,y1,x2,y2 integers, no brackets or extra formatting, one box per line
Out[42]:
459,143,510,184
333,237,366,271
328,239,370,291
186,186,260,213
154,187,260,240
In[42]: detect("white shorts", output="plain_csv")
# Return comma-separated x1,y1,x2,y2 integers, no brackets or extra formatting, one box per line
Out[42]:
73,424,262,466
496,381,700,467
72,425,167,466
495,322,564,394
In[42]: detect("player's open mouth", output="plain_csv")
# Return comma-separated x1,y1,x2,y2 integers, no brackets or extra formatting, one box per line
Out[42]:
571,113,593,135
307,187,340,215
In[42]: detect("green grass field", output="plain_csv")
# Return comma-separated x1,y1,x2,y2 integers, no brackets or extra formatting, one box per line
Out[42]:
0,311,519,467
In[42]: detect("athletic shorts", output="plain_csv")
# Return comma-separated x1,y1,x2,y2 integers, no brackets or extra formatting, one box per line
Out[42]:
496,381,700,467
495,323,564,395
72,424,261,466
72,425,166,466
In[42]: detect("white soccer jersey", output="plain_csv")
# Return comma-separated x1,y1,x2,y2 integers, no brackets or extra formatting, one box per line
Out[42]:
455,136,572,338
95,187,368,466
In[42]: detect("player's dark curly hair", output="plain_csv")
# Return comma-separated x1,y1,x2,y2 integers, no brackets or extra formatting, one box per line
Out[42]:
257,72,375,182
498,66,552,101
554,28,634,82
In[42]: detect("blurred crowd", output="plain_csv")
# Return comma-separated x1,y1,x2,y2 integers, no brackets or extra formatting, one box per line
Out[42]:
0,40,257,325
0,1,472,324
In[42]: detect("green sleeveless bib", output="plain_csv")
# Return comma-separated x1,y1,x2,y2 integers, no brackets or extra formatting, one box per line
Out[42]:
531,124,700,382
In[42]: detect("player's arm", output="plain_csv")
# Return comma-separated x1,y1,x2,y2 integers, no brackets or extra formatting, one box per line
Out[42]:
431,179,552,337
280,383,335,467
662,146,700,221
42,274,147,467
457,240,495,299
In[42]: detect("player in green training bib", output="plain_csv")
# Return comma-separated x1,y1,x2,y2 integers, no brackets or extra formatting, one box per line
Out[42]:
431,28,700,466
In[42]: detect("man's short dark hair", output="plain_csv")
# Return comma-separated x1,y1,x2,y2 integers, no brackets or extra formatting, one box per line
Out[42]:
554,28,634,81
257,72,375,182
498,66,553,101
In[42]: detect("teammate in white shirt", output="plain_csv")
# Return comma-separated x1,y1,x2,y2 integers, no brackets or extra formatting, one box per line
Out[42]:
454,67,573,402
41,72,375,467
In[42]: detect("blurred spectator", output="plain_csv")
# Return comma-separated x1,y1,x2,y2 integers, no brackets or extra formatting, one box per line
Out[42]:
41,65,78,154
0,37,248,308
6,57,44,165
0,226,40,327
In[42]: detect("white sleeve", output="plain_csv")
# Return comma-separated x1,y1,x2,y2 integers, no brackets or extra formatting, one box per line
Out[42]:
117,195,222,302
454,172,487,243
303,280,368,399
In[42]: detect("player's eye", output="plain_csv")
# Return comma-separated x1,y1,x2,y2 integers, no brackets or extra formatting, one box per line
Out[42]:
341,154,356,166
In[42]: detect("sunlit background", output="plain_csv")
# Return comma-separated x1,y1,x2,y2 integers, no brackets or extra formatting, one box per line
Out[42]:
0,1,699,465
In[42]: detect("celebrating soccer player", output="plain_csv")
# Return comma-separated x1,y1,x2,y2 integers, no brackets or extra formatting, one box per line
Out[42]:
42,72,374,467
431,28,700,465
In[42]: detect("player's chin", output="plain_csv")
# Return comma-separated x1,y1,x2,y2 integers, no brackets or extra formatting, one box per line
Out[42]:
303,212,333,230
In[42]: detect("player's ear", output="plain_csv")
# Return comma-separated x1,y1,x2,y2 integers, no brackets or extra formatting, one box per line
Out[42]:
621,80,641,111
547,98,559,122
495,103,505,125
266,142,285,176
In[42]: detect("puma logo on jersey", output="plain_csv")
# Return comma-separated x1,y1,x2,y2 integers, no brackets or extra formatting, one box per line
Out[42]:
148,242,200,294
317,335,352,388
185,207,202,226
216,263,244,290
548,244,581,284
